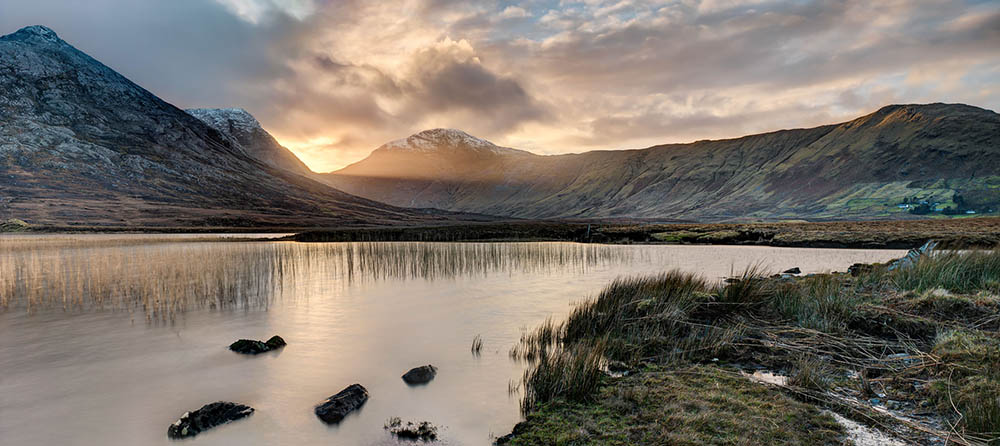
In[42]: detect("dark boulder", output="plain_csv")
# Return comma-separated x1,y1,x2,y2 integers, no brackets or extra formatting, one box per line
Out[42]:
782,267,801,274
167,401,253,439
402,365,438,385
229,335,286,354
315,384,369,424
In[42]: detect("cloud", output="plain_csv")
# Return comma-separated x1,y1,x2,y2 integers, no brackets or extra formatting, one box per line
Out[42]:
397,39,548,132
499,6,531,19
1,0,998,171
212,0,317,23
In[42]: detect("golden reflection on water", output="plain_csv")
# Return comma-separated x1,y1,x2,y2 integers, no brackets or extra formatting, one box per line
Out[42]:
0,237,639,320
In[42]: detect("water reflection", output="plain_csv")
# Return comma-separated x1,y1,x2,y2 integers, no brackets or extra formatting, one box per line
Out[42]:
0,239,639,319
0,236,906,446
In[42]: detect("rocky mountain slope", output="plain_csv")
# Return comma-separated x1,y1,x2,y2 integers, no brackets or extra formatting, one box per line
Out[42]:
186,108,314,177
0,25,463,228
321,105,1000,220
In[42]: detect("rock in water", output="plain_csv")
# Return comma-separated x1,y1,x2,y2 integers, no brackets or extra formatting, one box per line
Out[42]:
402,365,438,385
229,335,286,354
385,417,439,440
167,402,253,439
315,384,369,424
265,335,286,349
782,267,801,274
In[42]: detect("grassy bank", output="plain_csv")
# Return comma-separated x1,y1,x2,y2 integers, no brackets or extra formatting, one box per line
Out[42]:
503,249,1000,445
292,217,1000,249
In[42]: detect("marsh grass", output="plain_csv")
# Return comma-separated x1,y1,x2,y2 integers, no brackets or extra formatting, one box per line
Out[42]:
514,269,771,410
772,274,861,333
891,249,1000,294
930,330,1000,438
514,247,1000,441
519,340,608,413
0,237,637,321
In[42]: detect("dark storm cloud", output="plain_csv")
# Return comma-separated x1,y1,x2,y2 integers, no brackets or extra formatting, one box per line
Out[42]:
398,44,549,132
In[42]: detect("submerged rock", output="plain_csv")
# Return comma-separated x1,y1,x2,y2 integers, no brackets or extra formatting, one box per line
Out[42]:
402,365,438,385
167,401,253,439
385,417,438,441
315,384,369,424
783,267,801,274
229,335,286,354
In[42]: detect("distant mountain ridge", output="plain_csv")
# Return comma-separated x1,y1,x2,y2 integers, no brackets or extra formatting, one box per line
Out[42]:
0,25,464,227
321,103,1000,220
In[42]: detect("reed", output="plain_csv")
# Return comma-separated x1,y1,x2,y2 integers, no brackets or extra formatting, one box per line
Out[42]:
1,237,637,321
471,334,483,356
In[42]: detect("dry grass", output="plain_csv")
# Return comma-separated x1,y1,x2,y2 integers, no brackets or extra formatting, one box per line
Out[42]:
510,247,1000,443
0,237,637,321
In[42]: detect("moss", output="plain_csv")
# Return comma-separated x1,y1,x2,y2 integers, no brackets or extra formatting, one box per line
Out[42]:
507,366,844,446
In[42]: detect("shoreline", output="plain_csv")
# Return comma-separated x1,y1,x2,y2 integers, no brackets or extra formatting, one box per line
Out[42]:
289,218,1000,249
499,248,1000,445
6,217,999,250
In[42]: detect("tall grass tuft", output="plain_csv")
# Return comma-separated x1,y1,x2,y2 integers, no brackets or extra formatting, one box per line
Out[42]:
772,274,860,333
562,271,710,359
714,264,772,306
519,340,607,413
890,249,1000,294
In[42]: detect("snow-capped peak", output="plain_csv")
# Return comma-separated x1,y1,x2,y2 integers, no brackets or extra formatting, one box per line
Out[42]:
379,128,526,155
2,25,62,43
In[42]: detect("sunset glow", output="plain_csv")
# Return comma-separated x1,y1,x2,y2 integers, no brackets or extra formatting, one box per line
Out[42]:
3,0,999,172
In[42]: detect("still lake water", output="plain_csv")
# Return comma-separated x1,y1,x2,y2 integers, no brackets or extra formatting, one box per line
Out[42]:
0,235,907,445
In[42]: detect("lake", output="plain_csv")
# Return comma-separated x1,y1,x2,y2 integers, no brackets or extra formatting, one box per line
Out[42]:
0,235,907,445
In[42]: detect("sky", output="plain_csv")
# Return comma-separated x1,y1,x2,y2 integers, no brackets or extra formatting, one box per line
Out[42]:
2,1,999,172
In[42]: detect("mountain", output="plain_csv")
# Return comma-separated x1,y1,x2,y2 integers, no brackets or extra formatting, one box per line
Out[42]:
328,129,536,209
186,108,314,177
321,104,1000,220
0,25,461,228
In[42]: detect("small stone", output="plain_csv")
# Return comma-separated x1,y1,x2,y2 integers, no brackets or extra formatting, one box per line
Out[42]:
782,267,801,274
402,365,438,385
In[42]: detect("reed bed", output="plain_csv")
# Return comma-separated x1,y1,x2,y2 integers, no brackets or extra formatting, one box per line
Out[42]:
0,237,639,321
